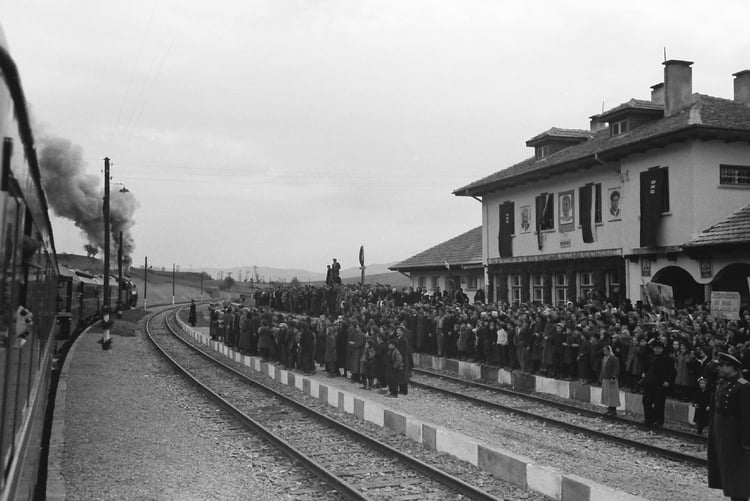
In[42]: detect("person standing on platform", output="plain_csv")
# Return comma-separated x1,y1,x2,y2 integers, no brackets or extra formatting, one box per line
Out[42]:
600,345,621,417
188,300,197,327
640,339,675,428
708,353,750,501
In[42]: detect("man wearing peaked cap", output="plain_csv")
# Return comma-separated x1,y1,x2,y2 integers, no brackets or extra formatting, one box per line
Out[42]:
708,351,750,500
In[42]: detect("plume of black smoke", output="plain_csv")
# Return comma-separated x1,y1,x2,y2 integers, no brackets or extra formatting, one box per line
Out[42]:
37,135,138,268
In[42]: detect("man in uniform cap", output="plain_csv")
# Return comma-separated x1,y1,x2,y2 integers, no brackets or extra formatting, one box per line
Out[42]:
708,352,750,500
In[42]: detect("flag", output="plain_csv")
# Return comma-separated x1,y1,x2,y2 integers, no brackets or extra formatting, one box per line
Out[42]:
444,259,450,270
535,193,553,250
640,168,664,247
498,201,514,257
579,183,596,243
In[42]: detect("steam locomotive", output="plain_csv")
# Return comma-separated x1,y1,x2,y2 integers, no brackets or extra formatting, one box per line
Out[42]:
0,24,139,499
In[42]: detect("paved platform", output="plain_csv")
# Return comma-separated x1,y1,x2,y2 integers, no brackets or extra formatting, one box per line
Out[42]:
177,315,647,501
46,315,299,500
411,354,695,426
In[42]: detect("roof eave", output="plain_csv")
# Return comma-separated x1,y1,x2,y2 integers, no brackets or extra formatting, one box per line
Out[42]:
455,125,750,197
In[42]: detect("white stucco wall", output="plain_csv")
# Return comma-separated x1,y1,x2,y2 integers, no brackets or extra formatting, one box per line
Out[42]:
481,165,624,261
620,140,750,250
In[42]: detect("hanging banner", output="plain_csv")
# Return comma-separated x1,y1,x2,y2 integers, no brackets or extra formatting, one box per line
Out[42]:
711,291,741,320
642,281,675,316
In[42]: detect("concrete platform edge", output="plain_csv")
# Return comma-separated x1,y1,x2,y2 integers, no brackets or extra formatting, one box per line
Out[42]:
46,327,89,500
176,316,647,501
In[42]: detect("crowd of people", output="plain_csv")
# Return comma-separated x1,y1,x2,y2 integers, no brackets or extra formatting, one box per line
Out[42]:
201,282,750,499
205,283,750,426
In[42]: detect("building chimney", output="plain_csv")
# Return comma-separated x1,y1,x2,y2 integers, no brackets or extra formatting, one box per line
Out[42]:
589,114,607,132
733,70,750,104
663,59,693,116
650,83,664,105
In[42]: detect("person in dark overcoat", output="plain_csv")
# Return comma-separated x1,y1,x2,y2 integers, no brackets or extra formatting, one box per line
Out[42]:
238,310,252,353
708,352,750,500
324,325,338,377
692,377,711,435
395,326,412,394
385,337,404,398
346,323,365,382
335,317,348,376
188,300,197,327
257,319,274,361
640,339,675,427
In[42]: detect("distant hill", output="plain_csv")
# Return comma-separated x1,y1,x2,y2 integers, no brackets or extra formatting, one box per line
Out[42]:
56,253,409,288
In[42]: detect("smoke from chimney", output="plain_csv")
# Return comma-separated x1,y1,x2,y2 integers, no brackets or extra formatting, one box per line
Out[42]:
37,135,138,268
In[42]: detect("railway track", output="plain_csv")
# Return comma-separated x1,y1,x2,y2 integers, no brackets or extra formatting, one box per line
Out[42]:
146,307,504,501
411,368,707,466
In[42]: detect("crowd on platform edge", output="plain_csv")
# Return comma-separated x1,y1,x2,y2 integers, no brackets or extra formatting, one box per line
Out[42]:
195,283,750,421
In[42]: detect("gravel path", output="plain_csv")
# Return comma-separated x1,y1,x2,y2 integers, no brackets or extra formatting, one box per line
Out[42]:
311,371,722,501
52,312,332,500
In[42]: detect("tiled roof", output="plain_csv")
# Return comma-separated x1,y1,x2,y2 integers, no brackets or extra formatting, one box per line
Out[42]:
455,94,750,196
390,226,483,270
598,99,664,120
684,204,750,248
526,127,594,146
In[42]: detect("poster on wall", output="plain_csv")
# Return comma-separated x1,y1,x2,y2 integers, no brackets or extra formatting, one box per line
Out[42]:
608,187,622,221
558,190,574,232
711,291,741,320
519,205,531,233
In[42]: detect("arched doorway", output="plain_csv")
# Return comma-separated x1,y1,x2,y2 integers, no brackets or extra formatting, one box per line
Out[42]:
712,263,750,305
652,265,704,308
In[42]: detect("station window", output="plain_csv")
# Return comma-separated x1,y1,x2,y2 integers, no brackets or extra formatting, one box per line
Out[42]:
579,271,595,301
510,274,522,303
553,273,568,306
720,164,750,186
531,274,544,303
418,276,426,289
611,119,629,136
431,276,439,291
607,271,621,301
467,275,478,290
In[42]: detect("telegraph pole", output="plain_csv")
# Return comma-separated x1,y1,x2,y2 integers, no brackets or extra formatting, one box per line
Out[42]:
172,263,176,305
200,272,203,301
143,256,148,310
103,157,111,311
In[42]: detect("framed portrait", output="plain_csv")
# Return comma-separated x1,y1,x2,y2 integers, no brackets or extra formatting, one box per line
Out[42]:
519,205,531,233
608,187,622,221
558,190,574,232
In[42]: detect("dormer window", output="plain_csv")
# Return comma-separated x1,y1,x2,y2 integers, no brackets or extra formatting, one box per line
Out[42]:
611,119,629,136
535,144,550,160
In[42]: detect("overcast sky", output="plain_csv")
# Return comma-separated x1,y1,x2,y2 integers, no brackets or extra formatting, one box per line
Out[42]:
3,1,750,273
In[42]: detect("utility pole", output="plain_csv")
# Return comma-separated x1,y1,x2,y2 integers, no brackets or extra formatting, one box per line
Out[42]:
200,272,203,301
103,157,111,311
144,256,148,310
172,263,176,305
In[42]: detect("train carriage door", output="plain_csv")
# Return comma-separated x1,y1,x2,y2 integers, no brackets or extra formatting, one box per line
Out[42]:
0,138,25,484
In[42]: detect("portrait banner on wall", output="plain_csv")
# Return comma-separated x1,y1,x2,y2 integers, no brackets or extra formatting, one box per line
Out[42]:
558,190,574,232
643,281,675,316
519,205,531,233
608,187,622,221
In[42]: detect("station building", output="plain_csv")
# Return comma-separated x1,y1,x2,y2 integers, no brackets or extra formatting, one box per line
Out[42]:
453,60,750,308
389,226,484,300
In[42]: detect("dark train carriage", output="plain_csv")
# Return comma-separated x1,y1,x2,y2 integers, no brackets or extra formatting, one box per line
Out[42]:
0,25,60,500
